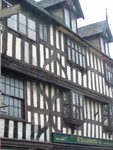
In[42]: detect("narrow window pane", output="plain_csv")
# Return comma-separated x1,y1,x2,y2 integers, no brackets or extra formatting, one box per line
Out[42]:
71,12,76,33
28,29,36,40
73,106,76,118
39,23,43,40
72,92,76,105
64,8,70,28
68,47,71,60
19,24,26,34
8,15,17,31
28,18,35,30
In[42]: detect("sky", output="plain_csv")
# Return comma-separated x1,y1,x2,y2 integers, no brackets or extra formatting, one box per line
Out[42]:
35,0,113,58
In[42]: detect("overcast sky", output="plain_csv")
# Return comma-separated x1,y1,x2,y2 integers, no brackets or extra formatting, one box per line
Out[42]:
35,0,113,58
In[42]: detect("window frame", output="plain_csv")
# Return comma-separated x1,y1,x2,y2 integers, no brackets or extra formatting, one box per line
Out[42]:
66,36,87,71
102,103,113,131
0,74,25,120
63,90,84,126
39,21,48,42
104,62,113,85
64,7,77,33
7,7,36,41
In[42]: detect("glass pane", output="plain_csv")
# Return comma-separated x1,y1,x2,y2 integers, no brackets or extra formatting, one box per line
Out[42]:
1,75,5,83
76,107,80,119
68,47,71,60
8,18,17,31
103,105,108,115
14,99,18,107
15,88,19,97
72,49,75,62
73,106,76,119
103,116,108,126
79,54,83,66
44,25,47,41
64,8,70,28
76,93,79,105
71,12,76,33
4,96,9,105
79,95,83,106
11,86,14,96
39,23,43,40
19,13,26,25
15,80,19,88
6,76,10,84
6,85,10,95
72,92,76,105
67,39,70,46
19,24,26,34
19,108,22,117
76,52,79,64
20,89,23,98
10,78,14,86
1,83,5,93
28,18,35,30
80,108,83,120
20,81,23,89
14,107,18,117
28,29,36,40
9,106,14,116
9,97,13,106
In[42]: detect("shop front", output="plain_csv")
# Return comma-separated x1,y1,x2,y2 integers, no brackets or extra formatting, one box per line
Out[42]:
52,133,113,150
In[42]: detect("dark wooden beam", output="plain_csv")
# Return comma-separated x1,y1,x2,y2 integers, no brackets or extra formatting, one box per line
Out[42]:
2,54,112,104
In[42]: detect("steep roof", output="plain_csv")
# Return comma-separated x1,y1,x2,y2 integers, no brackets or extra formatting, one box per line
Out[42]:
78,20,113,42
37,0,65,8
37,0,84,19
78,21,106,37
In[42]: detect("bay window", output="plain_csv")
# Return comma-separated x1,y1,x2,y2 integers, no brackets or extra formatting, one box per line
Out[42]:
105,62,113,85
67,37,87,70
63,91,84,126
8,12,36,41
0,74,24,119
103,104,113,131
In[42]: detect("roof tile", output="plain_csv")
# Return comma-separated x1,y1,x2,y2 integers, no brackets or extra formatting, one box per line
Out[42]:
78,20,106,37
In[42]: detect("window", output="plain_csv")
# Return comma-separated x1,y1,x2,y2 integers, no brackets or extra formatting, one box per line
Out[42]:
39,22,48,42
0,74,24,118
105,62,113,85
63,91,84,126
67,37,86,70
64,8,77,33
8,12,36,41
103,104,113,131
100,37,110,56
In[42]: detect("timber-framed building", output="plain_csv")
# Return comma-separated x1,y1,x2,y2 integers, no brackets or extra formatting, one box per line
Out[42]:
0,0,113,150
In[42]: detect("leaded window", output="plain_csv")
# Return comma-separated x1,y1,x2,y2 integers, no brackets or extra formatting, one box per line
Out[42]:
63,91,84,126
105,62,113,85
7,2,36,41
39,22,48,42
64,8,77,33
67,37,87,69
0,74,24,118
100,37,110,57
103,104,113,131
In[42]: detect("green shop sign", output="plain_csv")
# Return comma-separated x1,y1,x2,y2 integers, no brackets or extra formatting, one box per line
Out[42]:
52,133,113,147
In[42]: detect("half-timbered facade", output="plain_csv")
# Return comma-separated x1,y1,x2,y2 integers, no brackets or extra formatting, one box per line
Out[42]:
0,0,113,150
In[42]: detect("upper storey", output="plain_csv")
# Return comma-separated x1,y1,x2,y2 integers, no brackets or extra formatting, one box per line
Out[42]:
38,0,84,33
78,20,113,57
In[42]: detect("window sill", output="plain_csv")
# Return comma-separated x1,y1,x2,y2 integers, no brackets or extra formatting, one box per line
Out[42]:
64,118,84,126
103,126,113,132
67,60,88,73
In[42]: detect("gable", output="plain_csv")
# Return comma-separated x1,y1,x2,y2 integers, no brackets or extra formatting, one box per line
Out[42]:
37,0,84,19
